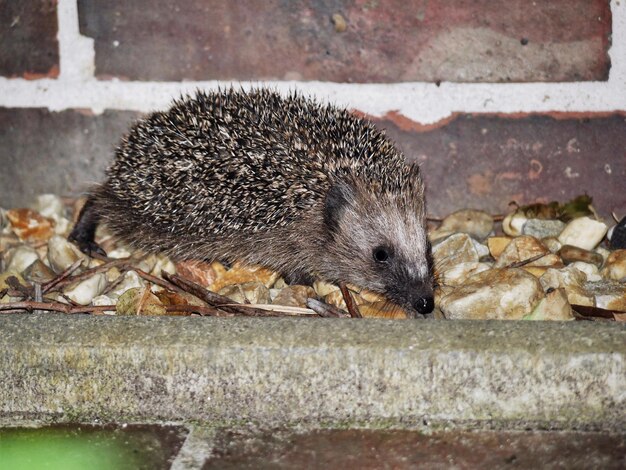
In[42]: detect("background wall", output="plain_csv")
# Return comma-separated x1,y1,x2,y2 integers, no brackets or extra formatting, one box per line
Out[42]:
0,0,624,218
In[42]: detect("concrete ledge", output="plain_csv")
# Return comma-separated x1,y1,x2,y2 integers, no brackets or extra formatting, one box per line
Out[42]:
0,315,624,430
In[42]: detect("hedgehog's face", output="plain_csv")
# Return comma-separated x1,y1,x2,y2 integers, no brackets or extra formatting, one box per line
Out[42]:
323,179,434,318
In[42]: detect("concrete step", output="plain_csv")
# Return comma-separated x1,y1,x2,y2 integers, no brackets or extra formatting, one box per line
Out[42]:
1,314,624,431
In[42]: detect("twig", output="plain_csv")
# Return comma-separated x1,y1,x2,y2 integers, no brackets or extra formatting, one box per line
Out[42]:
505,253,547,269
5,276,33,298
45,258,131,293
571,304,618,321
162,272,275,317
0,301,115,315
136,286,151,315
306,298,350,318
164,304,233,317
226,303,318,316
135,269,187,294
42,259,84,293
339,282,362,318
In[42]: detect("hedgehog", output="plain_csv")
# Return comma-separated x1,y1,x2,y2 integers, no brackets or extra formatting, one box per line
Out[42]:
69,88,435,316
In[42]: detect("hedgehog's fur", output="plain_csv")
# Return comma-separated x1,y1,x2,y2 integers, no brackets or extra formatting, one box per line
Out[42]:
70,88,434,316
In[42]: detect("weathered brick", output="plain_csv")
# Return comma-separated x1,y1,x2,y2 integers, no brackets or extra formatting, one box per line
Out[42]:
0,0,59,79
78,0,611,82
0,108,141,208
1,108,623,220
376,112,626,219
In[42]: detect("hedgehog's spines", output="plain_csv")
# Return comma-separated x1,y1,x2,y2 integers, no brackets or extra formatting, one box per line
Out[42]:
83,88,432,315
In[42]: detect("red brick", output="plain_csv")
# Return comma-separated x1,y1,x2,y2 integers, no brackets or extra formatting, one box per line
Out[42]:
0,1,59,79
204,429,626,469
78,0,611,83
2,108,623,221
374,112,626,219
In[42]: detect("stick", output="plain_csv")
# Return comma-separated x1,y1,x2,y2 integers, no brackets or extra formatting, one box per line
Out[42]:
161,272,275,317
339,282,362,318
0,301,115,315
505,253,547,269
165,304,234,317
306,298,350,318
134,269,187,294
42,259,84,293
44,258,131,293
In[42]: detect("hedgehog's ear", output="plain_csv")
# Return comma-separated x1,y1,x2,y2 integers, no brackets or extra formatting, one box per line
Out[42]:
324,181,355,233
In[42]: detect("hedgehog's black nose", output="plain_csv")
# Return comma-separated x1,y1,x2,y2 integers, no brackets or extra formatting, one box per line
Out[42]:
414,296,434,314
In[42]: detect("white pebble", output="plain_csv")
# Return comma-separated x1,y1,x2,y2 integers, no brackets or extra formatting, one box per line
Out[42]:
64,273,107,305
48,234,85,273
6,245,39,273
558,217,608,250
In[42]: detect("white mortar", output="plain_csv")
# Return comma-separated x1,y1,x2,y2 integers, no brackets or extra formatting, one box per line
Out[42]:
0,0,624,123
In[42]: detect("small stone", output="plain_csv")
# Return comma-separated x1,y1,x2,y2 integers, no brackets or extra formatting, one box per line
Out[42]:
558,216,608,250
522,219,566,239
107,247,132,259
324,288,368,310
502,212,527,237
595,247,611,263
210,263,280,291
439,261,491,287
219,281,271,304
175,260,217,287
524,287,574,321
63,273,107,305
273,278,287,289
601,249,626,282
23,259,56,284
487,236,513,259
108,270,146,298
542,237,562,253
6,208,55,242
47,234,85,273
359,301,409,319
558,245,604,268
33,194,65,219
272,285,316,308
540,266,594,307
6,245,39,274
439,268,544,320
116,287,166,315
0,234,20,254
521,267,552,278
52,217,71,236
346,284,386,303
585,280,626,312
568,262,602,282
313,280,339,297
146,254,176,277
471,239,490,259
432,233,479,273
432,209,494,241
493,236,561,269
92,294,117,314
33,194,70,236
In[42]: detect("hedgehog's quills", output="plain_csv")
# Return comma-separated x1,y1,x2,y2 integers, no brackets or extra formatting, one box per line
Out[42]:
69,88,434,316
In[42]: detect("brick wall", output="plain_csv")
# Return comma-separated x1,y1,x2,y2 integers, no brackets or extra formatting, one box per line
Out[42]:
0,0,624,217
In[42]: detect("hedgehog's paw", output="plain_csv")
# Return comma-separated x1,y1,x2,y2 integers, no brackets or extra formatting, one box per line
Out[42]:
68,232,107,258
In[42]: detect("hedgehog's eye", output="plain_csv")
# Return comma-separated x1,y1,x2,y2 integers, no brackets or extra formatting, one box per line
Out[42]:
372,246,392,263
